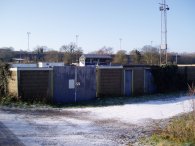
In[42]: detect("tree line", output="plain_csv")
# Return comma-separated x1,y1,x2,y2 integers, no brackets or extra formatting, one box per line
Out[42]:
0,45,195,65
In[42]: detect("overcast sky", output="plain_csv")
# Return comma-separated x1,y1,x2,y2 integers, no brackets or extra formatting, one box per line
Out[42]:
0,0,194,53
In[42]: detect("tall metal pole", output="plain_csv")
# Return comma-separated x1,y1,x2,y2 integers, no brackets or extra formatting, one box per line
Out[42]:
75,35,79,103
75,66,77,103
75,35,79,63
164,0,168,64
27,32,31,51
159,47,161,65
119,38,122,50
76,35,79,47
159,0,169,65
160,4,163,65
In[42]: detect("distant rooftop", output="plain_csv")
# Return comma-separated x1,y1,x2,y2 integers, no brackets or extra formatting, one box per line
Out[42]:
81,54,112,59
12,58,25,61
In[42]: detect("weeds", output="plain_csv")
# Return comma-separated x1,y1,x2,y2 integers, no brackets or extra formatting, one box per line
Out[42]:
144,84,195,145
0,63,11,97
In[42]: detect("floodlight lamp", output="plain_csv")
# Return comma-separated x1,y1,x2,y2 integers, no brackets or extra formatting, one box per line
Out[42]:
159,6,164,11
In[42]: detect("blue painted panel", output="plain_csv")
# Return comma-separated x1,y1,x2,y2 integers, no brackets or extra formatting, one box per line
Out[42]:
76,67,96,102
124,70,132,96
53,66,75,104
144,69,156,93
53,66,96,104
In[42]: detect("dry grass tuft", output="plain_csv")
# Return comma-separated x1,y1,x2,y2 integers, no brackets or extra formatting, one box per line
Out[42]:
147,84,195,145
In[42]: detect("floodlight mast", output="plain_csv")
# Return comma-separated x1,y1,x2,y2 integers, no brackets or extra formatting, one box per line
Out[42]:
27,32,31,51
119,38,122,50
159,0,169,65
76,35,79,47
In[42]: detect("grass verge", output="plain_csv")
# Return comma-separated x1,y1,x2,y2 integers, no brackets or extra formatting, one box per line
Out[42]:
0,91,186,108
139,85,195,146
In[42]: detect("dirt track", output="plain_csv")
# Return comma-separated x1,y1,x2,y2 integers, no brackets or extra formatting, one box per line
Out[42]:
0,107,159,146
0,96,192,145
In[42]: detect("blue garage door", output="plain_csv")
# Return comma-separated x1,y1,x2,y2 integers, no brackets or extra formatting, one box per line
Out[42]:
124,69,133,96
144,69,156,94
53,66,96,104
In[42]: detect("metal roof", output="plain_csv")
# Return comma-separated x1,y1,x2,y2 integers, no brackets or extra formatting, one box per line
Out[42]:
81,54,112,59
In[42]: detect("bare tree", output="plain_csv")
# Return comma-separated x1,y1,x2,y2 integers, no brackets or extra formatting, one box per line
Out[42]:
60,43,83,64
89,46,113,55
0,47,14,62
130,49,142,64
44,50,60,62
142,45,160,65
112,50,128,65
33,46,48,62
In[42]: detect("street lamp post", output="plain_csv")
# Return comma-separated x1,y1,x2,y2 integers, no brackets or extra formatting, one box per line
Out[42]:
76,35,79,47
75,35,79,103
27,32,31,51
75,35,79,64
119,38,122,50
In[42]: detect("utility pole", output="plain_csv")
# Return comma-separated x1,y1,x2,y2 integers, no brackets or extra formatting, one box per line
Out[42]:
76,35,79,47
119,38,122,50
75,35,79,63
75,35,79,103
159,0,169,65
27,32,31,51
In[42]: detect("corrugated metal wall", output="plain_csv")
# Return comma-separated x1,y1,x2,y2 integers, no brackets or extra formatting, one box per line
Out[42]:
53,66,96,104
76,67,96,101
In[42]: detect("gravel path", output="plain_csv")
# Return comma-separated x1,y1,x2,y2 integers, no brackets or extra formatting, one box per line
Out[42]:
0,107,161,146
0,96,193,145
0,121,25,146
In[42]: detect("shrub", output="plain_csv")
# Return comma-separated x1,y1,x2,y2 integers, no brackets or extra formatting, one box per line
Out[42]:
0,63,11,97
160,114,195,144
151,65,186,93
148,84,195,145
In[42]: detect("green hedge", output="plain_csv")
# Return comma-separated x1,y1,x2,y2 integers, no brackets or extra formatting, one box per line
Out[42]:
0,63,11,97
151,65,187,93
